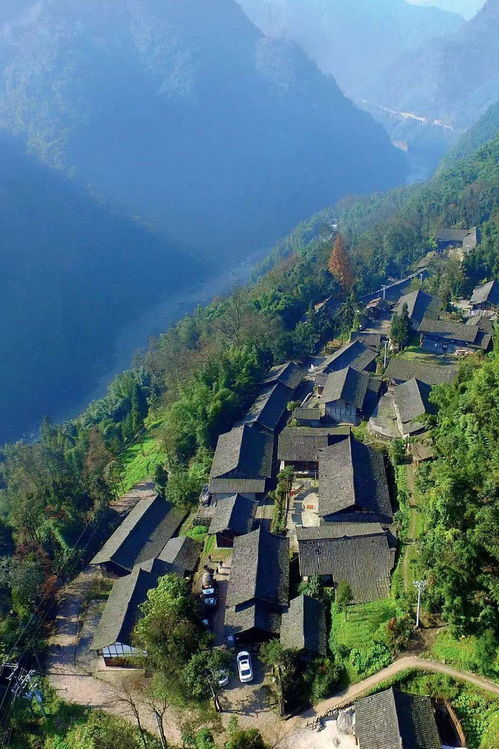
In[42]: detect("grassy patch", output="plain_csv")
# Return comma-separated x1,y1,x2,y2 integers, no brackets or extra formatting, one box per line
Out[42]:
332,599,398,651
118,434,166,492
431,630,480,671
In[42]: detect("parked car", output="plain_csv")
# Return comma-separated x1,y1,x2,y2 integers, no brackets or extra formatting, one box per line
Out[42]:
216,669,229,688
236,651,253,683
201,587,217,607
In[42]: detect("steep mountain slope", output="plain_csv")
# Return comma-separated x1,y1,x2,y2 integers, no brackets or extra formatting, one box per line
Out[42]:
441,97,499,167
370,0,499,130
0,0,405,260
0,136,200,444
237,0,463,97
407,0,484,20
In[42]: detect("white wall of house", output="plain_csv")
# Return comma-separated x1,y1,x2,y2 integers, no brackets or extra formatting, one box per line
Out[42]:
324,399,359,425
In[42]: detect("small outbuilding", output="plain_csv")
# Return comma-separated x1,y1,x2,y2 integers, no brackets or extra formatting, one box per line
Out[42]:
470,279,499,309
355,687,441,749
321,366,380,425
393,377,436,438
208,493,257,547
280,594,326,656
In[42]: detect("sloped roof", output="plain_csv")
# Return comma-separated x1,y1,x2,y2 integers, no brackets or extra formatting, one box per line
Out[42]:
356,687,441,749
157,535,201,574
262,361,306,391
436,227,477,246
278,427,350,463
226,528,289,608
294,407,321,422
465,312,494,333
208,494,257,536
318,435,392,520
243,382,293,433
280,595,326,654
395,289,439,324
91,559,172,650
90,496,185,573
296,523,385,541
350,331,382,348
470,279,499,306
418,317,480,344
322,367,370,409
384,358,458,385
224,601,281,637
393,378,435,432
323,340,377,374
209,424,274,489
298,533,393,602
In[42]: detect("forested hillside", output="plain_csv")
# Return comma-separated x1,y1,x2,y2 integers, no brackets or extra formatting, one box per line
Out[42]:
0,137,201,444
238,0,463,98
0,0,409,442
370,0,499,130
441,97,499,166
0,0,405,258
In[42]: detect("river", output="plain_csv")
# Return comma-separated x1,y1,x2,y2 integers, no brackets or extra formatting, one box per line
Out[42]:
58,247,270,424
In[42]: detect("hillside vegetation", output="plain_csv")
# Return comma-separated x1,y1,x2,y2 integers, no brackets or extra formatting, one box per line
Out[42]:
1,114,499,748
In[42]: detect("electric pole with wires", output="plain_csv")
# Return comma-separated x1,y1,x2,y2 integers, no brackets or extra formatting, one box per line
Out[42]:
413,579,427,629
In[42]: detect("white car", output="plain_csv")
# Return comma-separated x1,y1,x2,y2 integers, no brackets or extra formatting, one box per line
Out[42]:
236,651,253,683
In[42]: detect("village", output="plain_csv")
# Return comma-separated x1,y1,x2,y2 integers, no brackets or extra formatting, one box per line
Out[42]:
60,228,498,749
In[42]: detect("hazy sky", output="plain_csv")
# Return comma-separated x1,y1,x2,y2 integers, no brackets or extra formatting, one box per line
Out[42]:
407,0,485,19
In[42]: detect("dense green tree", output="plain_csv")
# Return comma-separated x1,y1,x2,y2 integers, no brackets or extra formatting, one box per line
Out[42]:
134,575,206,686
418,349,499,637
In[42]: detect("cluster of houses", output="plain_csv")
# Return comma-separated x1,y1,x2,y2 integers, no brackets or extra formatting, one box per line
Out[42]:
87,251,496,675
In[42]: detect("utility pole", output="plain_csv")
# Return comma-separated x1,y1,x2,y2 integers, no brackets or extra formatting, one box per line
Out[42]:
382,284,387,301
413,579,427,629
383,339,388,368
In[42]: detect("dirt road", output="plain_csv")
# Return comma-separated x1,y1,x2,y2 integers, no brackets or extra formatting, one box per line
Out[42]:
304,655,499,721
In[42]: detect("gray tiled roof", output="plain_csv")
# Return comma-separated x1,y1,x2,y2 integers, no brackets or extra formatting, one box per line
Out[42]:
262,361,306,391
356,687,441,749
395,289,439,324
209,424,274,495
90,496,185,573
294,407,321,421
418,317,480,345
350,331,382,348
278,427,350,463
226,528,289,608
224,601,281,637
296,523,385,541
91,558,173,650
436,227,477,245
470,279,499,306
323,340,377,374
298,533,393,602
322,367,370,409
318,435,392,521
384,358,458,385
157,535,201,574
466,312,494,333
243,382,293,433
208,494,257,536
393,378,435,430
280,595,326,654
